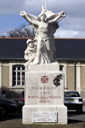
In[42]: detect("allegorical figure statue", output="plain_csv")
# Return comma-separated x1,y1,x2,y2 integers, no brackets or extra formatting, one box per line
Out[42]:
20,6,66,68
24,39,37,68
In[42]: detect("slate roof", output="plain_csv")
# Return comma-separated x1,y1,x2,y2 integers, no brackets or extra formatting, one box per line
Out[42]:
0,38,27,60
55,38,85,60
0,37,85,61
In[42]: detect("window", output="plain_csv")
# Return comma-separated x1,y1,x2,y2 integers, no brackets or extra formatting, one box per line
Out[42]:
13,65,25,86
59,65,64,71
64,92,80,97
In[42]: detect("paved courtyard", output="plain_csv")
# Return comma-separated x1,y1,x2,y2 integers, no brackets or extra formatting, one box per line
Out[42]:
0,111,85,128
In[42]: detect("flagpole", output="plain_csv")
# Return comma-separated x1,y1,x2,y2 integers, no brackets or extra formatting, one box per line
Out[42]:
45,0,46,10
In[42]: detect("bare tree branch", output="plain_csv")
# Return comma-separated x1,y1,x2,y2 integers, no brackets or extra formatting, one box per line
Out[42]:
7,24,35,37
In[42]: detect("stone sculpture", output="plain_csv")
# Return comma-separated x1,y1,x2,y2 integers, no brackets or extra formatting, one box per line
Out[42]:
24,39,37,68
20,6,66,68
21,6,67,124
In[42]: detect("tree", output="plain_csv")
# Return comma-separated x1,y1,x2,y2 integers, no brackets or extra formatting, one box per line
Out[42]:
7,24,35,37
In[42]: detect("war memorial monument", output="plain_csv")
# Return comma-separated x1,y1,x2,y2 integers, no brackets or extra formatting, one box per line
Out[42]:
20,5,67,124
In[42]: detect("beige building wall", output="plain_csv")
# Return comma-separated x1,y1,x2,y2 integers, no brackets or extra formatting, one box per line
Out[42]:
76,63,81,93
80,65,85,99
81,66,85,89
66,64,74,90
2,64,9,88
0,63,2,95
1,62,25,99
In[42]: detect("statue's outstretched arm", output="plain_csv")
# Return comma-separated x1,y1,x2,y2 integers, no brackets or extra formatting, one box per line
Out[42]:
20,11,32,23
48,11,66,23
20,11,39,26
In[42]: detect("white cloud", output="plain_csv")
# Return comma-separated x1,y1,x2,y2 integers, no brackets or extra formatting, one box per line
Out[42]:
0,0,85,38
0,0,85,16
0,30,8,36
0,0,42,15
54,28,79,38
0,0,23,15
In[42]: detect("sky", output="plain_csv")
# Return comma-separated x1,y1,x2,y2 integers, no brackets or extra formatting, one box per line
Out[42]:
0,0,85,38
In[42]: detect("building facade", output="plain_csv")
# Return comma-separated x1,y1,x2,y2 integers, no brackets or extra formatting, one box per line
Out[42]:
0,38,85,100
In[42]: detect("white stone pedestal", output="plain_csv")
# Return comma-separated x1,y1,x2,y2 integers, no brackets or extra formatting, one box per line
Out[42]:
23,63,67,124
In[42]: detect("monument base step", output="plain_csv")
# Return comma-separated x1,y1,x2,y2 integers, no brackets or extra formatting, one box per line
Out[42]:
22,105,67,124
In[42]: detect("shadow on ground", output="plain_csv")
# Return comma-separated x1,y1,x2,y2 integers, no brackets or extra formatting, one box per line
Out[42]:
68,119,84,124
0,112,22,122
0,111,85,124
68,111,85,123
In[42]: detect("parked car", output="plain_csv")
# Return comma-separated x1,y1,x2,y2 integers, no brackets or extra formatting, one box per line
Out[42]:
18,91,24,112
64,90,83,113
0,96,17,116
